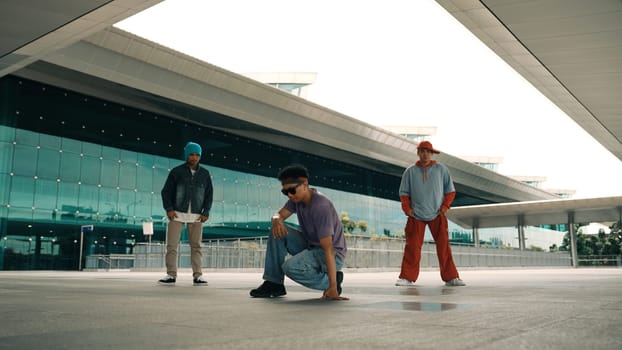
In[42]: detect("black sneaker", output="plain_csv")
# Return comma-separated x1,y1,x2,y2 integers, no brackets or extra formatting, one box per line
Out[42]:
193,276,208,286
337,271,344,295
250,280,286,298
158,275,176,285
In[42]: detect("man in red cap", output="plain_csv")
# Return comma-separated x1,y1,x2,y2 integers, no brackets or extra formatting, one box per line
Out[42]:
396,141,465,287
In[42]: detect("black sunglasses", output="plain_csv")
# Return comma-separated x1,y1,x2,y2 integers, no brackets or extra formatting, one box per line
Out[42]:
281,182,303,196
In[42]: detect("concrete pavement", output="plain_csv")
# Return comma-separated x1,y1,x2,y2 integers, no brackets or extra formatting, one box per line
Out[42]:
1,268,621,349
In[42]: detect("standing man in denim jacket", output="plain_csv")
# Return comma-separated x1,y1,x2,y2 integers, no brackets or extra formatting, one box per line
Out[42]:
159,142,213,286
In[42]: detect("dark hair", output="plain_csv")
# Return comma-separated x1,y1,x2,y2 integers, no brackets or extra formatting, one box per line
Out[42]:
277,164,309,183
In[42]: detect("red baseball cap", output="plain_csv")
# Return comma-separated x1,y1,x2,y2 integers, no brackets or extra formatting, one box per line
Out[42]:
417,140,440,154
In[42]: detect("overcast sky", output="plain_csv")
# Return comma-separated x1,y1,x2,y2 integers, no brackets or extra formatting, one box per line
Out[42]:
115,0,622,199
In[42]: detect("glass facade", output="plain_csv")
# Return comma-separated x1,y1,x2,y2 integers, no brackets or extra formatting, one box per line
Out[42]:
0,124,407,270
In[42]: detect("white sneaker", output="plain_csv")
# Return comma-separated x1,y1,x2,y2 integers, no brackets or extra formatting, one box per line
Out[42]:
158,275,176,285
395,278,415,286
445,278,466,286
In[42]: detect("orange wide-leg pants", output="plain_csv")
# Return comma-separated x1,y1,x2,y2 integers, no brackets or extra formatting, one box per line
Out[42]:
398,215,459,283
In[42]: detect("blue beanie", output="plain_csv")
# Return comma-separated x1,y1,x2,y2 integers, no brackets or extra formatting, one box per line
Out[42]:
183,142,202,159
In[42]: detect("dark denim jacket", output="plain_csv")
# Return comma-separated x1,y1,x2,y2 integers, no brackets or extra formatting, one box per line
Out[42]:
161,163,213,215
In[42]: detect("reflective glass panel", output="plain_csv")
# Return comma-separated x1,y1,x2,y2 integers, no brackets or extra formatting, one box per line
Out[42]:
59,152,81,183
99,187,119,218
14,129,38,146
0,173,10,204
134,191,153,221
80,156,101,185
81,142,101,157
34,179,58,210
120,149,136,163
38,133,60,150
9,175,34,208
118,189,136,219
152,166,168,193
37,148,60,180
100,159,119,187
0,125,15,142
0,142,13,174
60,138,81,154
78,185,99,215
119,162,137,189
12,144,37,176
58,182,79,213
101,145,119,160
136,164,153,192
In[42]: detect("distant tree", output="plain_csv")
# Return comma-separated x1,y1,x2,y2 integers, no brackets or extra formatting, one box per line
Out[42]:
611,220,622,238
345,220,356,233
340,211,367,233
611,220,622,255
340,212,351,232
560,222,622,257
357,220,368,233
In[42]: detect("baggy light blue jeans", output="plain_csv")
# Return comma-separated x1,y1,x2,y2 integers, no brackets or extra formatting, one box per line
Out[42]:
263,225,343,291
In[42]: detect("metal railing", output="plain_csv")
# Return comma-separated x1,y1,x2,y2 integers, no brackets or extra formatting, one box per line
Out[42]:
126,235,574,270
85,254,135,270
577,255,622,267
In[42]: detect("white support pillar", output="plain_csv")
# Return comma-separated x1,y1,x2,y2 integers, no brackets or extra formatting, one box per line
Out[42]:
517,215,525,251
568,211,577,267
472,218,480,248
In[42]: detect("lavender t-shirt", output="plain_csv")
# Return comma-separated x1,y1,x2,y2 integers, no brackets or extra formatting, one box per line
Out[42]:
284,189,347,259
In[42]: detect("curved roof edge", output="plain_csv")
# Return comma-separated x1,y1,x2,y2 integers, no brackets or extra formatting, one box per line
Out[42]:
448,195,622,229
434,0,622,161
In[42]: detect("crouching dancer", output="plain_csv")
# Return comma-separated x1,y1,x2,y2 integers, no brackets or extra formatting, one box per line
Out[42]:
250,164,348,300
